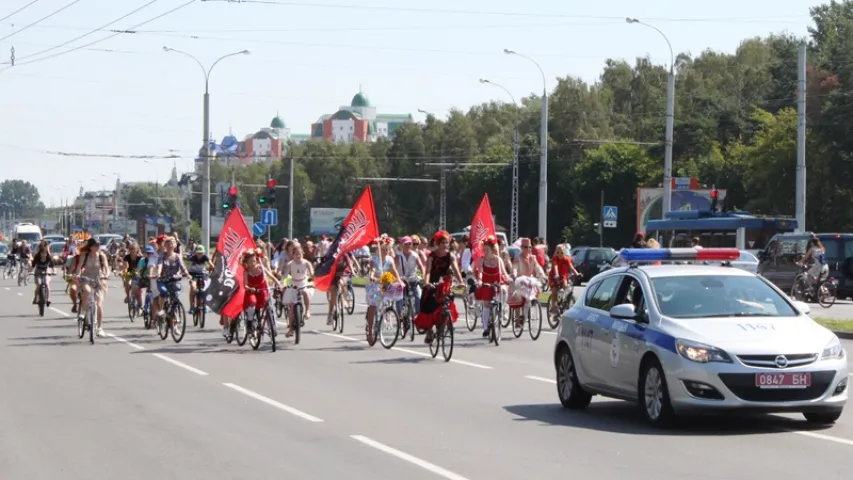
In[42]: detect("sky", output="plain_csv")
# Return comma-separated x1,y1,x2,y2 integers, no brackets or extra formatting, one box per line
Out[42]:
0,0,824,207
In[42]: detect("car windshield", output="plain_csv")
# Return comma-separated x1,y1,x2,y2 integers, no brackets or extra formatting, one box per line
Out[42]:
738,251,757,262
50,243,64,254
651,275,797,318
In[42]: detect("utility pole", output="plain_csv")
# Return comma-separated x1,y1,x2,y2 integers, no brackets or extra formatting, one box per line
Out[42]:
439,168,447,230
795,43,807,233
511,126,519,243
288,156,295,238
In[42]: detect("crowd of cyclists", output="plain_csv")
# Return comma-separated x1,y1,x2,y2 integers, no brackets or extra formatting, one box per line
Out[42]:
4,229,582,348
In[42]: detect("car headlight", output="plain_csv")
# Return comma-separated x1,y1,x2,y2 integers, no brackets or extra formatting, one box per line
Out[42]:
821,336,845,360
675,339,732,363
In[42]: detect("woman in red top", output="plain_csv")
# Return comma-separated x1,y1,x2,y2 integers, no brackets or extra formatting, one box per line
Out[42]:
415,230,464,343
474,236,509,337
549,244,579,313
242,248,280,331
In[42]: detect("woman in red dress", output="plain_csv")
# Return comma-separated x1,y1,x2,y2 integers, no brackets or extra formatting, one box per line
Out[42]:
548,244,579,313
474,235,509,337
414,230,464,343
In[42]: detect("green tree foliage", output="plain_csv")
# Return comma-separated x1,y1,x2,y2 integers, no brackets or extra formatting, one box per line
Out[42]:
0,180,44,218
196,1,853,245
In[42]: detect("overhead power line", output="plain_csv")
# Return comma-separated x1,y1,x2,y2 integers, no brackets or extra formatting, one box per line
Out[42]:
15,0,163,62
0,0,82,42
0,1,42,23
1,0,196,70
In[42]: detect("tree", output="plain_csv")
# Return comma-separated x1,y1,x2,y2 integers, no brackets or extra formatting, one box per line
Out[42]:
0,179,44,218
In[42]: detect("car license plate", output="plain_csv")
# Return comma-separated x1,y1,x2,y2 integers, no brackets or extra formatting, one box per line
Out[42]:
755,372,811,389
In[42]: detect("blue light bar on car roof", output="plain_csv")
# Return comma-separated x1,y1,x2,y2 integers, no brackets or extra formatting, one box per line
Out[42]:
620,248,740,262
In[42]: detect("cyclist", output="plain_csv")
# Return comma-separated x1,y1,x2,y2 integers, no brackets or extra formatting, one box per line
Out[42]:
395,236,424,316
474,235,510,337
31,242,56,305
17,239,32,268
243,248,283,335
805,235,828,293
6,238,18,276
365,237,403,343
151,236,189,323
75,238,109,337
325,248,354,326
188,245,213,314
122,243,143,304
549,244,579,314
279,246,313,336
414,231,463,344
132,245,155,312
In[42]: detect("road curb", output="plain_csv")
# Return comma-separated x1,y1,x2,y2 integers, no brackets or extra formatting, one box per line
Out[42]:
833,331,853,340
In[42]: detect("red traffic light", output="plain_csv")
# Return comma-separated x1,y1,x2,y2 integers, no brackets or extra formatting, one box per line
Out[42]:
267,179,276,188
228,186,238,196
710,189,718,199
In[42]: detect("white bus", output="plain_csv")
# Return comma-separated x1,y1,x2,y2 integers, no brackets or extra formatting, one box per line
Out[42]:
13,223,42,243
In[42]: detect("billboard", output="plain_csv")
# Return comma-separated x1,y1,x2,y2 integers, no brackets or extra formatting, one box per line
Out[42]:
637,188,728,232
310,208,351,236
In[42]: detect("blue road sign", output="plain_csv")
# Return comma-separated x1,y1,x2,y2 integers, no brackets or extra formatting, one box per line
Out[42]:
252,222,267,237
261,208,278,226
603,206,618,221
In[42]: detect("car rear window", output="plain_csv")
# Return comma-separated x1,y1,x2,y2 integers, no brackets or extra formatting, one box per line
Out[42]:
651,275,797,318
586,249,615,262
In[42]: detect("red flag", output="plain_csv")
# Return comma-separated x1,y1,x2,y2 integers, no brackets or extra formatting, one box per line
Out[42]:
469,194,496,266
217,207,256,319
314,186,380,292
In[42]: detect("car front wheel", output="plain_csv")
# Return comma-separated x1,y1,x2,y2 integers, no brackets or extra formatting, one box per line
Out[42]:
803,411,842,424
556,345,592,409
639,358,676,427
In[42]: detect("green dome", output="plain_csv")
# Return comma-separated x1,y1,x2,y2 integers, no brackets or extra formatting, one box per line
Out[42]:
351,92,370,107
271,116,286,128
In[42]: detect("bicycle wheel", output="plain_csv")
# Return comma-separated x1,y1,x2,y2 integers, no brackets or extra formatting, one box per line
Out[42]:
37,284,45,317
192,295,199,327
88,306,95,344
407,297,416,342
546,293,560,329
235,314,249,346
818,281,837,308
293,303,302,345
440,312,454,362
491,304,502,346
77,313,85,338
528,300,543,340
346,285,355,315
500,303,511,328
429,321,440,358
275,297,284,319
127,298,136,322
170,302,187,343
511,307,524,338
337,293,346,332
249,311,262,351
267,308,277,352
157,313,169,340
465,296,477,332
225,320,235,344
379,307,400,349
790,275,807,301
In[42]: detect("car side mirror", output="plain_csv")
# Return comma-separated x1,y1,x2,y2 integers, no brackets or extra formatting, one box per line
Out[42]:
792,300,811,315
610,303,638,320
757,251,767,261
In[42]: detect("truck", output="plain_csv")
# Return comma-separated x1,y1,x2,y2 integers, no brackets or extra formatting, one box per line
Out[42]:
13,222,42,243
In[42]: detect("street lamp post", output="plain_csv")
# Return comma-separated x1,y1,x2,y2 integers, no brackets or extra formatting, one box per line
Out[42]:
163,46,251,251
626,18,675,219
479,78,520,242
504,49,548,241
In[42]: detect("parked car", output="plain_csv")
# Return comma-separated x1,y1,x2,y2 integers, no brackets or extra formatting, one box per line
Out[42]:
758,233,853,299
0,244,7,266
570,247,617,282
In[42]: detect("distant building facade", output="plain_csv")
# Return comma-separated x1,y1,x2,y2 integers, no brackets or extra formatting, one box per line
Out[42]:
311,91,413,143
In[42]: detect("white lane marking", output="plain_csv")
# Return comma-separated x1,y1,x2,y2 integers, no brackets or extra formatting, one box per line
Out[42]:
541,331,557,336
525,375,556,384
789,430,853,446
351,435,470,480
152,353,209,376
3,287,9,290
312,330,492,369
16,292,22,296
105,333,146,350
49,307,70,317
222,383,323,423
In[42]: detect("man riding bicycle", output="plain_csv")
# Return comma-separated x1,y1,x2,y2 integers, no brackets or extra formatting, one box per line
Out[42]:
187,245,213,314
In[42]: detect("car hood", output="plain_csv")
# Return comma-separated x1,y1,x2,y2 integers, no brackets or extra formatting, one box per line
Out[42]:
662,315,835,354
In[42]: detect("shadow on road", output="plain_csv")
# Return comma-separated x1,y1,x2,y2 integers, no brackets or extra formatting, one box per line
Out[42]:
349,356,434,365
503,403,834,436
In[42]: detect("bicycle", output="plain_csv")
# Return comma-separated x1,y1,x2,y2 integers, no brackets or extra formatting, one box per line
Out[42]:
285,284,312,345
508,276,543,340
247,288,277,352
791,264,837,308
482,282,503,346
155,279,187,343
76,276,104,344
428,285,454,362
190,275,207,329
17,258,30,286
368,283,402,348
330,283,346,334
141,284,154,330
33,271,56,317
461,277,480,332
547,275,576,329
398,280,419,342
273,284,285,318
3,257,16,280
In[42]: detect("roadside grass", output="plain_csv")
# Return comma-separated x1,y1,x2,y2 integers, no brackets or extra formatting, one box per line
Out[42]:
813,318,853,333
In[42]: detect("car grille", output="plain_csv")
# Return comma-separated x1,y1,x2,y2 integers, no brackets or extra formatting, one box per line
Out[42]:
718,371,835,402
736,354,817,368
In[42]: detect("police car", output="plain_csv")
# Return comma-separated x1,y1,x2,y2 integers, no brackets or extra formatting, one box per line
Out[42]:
553,248,848,427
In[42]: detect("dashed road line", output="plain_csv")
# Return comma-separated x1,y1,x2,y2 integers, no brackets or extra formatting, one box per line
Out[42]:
152,353,209,376
350,435,470,480
104,332,146,350
222,382,324,422
525,375,556,384
788,429,853,447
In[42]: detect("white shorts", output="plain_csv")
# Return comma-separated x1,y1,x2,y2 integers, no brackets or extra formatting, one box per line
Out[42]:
808,264,828,280
283,286,314,305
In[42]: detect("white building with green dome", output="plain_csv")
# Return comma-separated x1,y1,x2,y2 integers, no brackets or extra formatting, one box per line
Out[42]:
310,91,413,143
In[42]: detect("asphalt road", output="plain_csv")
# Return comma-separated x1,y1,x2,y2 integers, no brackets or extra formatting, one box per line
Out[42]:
2,276,853,479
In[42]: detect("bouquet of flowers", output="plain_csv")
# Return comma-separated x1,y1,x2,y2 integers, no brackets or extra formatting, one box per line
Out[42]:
380,271,404,301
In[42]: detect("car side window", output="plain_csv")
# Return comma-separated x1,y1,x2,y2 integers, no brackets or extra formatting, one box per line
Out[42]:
584,280,600,305
587,275,622,312
763,239,777,260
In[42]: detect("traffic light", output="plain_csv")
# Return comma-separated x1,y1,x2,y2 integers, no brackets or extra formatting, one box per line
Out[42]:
266,178,276,204
710,188,719,212
223,186,238,210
